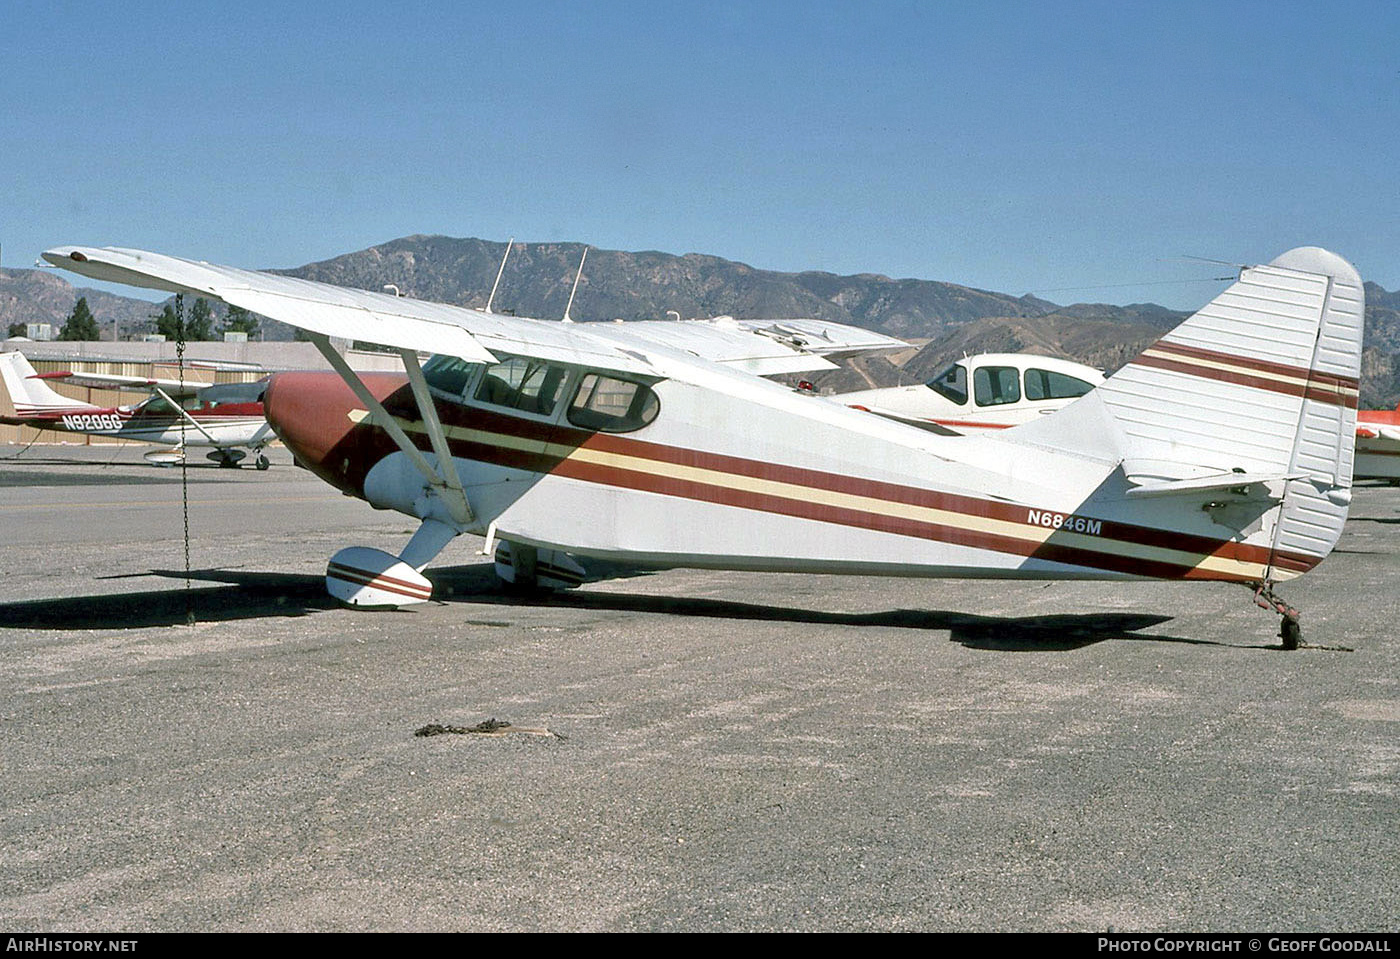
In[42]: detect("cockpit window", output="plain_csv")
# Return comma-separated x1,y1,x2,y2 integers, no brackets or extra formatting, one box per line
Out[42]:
925,363,968,405
474,357,567,416
138,394,201,415
198,380,267,407
568,374,660,433
973,366,1021,406
1024,368,1094,401
422,355,475,398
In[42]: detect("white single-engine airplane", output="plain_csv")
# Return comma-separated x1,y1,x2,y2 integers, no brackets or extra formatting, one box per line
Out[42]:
837,353,1105,432
46,244,1364,647
0,350,274,467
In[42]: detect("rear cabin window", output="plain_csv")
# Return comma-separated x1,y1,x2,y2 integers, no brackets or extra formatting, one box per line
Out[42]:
1023,368,1095,401
973,366,1021,406
473,358,568,416
925,363,968,405
568,374,660,433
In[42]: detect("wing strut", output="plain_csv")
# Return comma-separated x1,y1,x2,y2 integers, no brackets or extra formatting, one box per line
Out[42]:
151,386,221,447
308,334,474,526
397,347,473,523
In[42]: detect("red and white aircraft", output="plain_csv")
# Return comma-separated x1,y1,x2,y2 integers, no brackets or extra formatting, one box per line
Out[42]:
837,353,1105,432
1357,405,1400,481
46,244,1365,647
0,350,274,468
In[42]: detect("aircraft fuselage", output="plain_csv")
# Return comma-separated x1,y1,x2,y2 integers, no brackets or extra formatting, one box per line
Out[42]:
262,359,1307,585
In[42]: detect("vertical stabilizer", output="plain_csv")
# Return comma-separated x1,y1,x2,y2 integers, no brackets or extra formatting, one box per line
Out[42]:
0,351,101,415
1103,248,1363,577
1098,248,1363,490
1004,247,1364,578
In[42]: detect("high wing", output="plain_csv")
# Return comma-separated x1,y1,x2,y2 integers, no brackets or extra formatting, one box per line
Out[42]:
42,247,904,378
27,369,212,397
599,317,906,375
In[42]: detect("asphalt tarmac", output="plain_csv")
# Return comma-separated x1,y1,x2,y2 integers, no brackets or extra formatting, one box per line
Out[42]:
1,446,1396,932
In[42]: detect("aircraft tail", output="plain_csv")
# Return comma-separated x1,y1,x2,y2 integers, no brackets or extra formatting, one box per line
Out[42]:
1008,247,1365,576
0,351,101,416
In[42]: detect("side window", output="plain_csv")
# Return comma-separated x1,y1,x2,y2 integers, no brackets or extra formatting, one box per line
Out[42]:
568,374,660,433
973,366,1021,406
1025,368,1094,401
925,363,968,405
422,354,475,397
473,358,568,416
138,395,198,415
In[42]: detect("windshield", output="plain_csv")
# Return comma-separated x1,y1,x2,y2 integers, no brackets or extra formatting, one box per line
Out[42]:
925,363,968,405
422,354,475,397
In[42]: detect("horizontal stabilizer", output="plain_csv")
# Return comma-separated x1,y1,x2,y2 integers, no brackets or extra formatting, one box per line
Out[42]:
1123,470,1299,499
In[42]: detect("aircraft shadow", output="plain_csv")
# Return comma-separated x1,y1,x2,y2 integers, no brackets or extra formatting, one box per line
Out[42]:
1,570,341,630
425,565,1210,651
2,565,1234,651
505,594,1203,651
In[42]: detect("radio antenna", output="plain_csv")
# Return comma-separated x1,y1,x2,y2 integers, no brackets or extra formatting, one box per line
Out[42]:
485,237,513,314
562,246,588,323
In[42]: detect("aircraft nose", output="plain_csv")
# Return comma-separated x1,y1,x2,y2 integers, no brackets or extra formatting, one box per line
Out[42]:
263,371,354,474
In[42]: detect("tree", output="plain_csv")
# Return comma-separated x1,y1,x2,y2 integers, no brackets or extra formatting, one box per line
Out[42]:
222,304,260,339
186,298,214,341
58,297,100,341
7,322,25,338
151,298,215,341
153,304,181,340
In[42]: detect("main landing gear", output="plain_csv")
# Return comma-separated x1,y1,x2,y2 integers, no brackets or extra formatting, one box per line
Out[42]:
203,449,270,470
207,449,247,469
493,541,586,594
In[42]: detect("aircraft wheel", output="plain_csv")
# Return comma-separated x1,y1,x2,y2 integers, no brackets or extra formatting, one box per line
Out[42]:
1280,617,1302,651
256,455,270,471
498,576,555,597
495,542,554,596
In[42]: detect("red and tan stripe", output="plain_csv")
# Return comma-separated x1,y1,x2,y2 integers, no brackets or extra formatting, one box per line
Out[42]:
927,419,1014,430
554,450,1322,582
1131,341,1358,408
327,561,433,600
368,406,1322,582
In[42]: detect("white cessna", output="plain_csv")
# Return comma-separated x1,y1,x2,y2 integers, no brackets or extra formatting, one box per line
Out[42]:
46,244,1364,648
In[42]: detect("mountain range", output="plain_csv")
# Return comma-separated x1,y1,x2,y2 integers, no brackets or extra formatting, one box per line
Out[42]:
3,236,1397,407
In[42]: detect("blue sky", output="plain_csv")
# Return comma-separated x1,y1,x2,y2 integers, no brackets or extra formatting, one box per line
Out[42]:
3,0,1397,308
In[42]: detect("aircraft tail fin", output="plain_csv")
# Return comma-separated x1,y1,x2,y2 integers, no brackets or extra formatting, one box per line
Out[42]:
0,351,102,415
1097,247,1363,489
1007,247,1364,574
